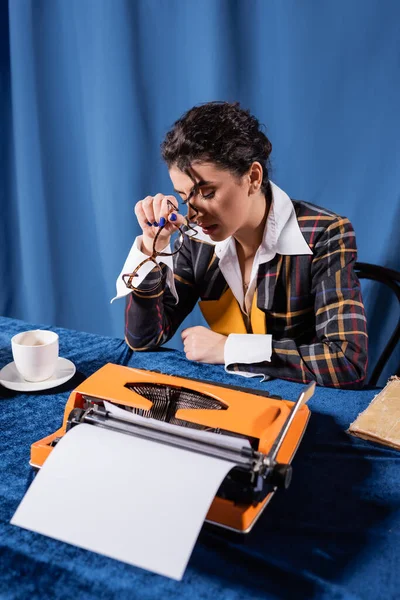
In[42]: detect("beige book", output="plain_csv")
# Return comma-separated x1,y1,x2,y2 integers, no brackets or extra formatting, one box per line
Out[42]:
348,376,400,450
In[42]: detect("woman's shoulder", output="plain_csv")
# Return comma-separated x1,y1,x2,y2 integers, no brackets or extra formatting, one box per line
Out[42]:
292,198,347,221
293,199,354,231
292,199,356,250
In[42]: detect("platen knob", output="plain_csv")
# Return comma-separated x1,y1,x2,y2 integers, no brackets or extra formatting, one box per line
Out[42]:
271,463,293,489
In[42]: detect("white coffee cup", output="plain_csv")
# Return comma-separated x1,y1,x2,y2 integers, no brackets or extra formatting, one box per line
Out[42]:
11,330,59,382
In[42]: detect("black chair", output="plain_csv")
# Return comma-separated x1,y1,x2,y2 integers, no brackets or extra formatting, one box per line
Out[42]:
354,262,400,386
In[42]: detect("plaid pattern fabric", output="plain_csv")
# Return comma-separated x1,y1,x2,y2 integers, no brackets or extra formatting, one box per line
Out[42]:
125,200,368,388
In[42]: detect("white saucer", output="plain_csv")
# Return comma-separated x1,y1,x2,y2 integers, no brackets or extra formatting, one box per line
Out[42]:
0,357,76,392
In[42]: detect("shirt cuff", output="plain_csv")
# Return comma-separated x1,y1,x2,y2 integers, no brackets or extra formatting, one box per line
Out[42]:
224,334,272,379
111,236,178,303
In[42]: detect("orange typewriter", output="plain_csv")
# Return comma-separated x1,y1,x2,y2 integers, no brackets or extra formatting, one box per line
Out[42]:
31,363,314,534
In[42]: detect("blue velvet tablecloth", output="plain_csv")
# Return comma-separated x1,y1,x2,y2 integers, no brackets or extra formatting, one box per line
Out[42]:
0,316,399,600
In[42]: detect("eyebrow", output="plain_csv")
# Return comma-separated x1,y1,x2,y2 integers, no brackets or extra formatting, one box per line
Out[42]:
173,180,214,195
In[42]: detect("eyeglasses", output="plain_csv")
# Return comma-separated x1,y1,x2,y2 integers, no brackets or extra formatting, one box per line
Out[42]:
123,191,201,292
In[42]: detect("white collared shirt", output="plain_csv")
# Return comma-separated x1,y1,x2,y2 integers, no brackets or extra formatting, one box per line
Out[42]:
112,182,313,379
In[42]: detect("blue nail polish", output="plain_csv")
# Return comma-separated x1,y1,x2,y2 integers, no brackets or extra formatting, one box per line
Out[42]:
146,221,152,226
159,217,166,227
153,221,158,227
170,213,177,222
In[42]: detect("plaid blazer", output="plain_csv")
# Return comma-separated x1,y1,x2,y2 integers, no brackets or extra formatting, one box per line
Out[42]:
125,200,368,388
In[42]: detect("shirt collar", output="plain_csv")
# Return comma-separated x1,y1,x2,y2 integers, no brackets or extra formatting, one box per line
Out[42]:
185,181,312,261
269,181,313,258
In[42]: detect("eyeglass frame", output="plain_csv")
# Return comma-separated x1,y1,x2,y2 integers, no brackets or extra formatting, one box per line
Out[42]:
122,187,202,292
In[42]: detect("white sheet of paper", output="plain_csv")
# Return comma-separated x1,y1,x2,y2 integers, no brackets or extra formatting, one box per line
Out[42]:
11,423,235,580
103,400,251,451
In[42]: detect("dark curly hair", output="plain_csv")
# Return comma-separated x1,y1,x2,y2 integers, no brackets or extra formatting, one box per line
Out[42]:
161,101,272,196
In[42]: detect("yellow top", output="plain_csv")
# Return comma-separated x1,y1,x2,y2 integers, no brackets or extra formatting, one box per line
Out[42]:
198,288,266,336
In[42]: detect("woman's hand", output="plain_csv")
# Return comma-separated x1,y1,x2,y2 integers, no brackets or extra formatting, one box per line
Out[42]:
181,326,227,364
134,194,186,255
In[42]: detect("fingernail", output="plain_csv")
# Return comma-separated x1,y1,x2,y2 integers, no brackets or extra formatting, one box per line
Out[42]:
159,217,166,227
146,221,152,226
170,213,177,222
153,221,158,227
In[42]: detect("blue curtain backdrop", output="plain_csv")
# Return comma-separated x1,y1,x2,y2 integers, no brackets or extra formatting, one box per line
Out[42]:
1,0,399,385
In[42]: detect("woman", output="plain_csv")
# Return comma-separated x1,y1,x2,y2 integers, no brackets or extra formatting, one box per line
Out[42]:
113,102,368,388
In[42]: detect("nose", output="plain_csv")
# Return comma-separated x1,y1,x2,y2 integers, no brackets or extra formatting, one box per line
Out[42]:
185,193,203,222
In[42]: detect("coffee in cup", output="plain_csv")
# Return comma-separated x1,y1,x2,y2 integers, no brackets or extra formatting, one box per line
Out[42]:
11,330,59,382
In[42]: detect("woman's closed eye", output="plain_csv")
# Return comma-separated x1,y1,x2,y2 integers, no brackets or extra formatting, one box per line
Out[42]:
180,189,215,204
